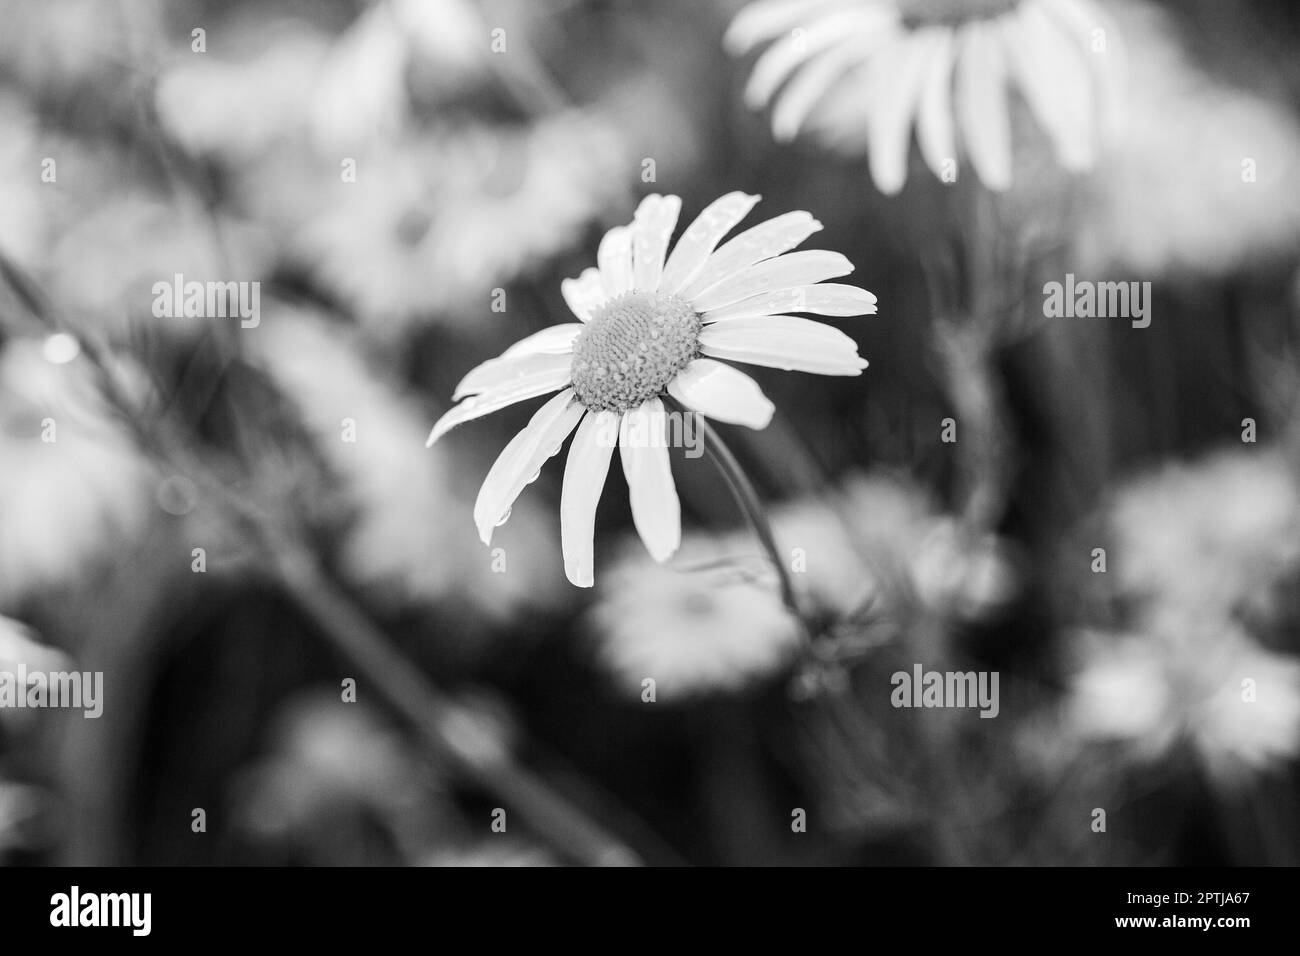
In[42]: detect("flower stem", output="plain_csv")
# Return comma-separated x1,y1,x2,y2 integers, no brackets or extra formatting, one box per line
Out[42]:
697,417,804,626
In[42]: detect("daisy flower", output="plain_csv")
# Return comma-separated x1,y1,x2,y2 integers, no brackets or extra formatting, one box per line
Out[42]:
427,192,876,587
726,0,1120,193
588,536,802,699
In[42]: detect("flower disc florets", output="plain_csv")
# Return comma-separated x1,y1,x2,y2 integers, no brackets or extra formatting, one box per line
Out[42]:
570,290,702,412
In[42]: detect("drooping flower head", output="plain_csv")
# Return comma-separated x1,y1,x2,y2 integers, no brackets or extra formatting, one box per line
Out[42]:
427,192,876,586
726,0,1120,193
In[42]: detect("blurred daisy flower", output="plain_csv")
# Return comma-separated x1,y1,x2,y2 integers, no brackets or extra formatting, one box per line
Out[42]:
428,192,876,586
0,0,159,97
1106,448,1300,617
726,0,1120,192
155,24,330,163
47,194,271,342
587,537,801,698
1066,619,1300,785
0,338,153,607
771,471,938,618
296,114,628,332
591,471,941,698
909,517,1021,621
154,0,492,164
231,692,443,865
1072,0,1300,277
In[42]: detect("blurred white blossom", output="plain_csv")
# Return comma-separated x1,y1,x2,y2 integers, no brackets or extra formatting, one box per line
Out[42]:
1107,448,1300,616
231,692,441,863
772,471,939,617
1074,0,1300,276
155,24,330,162
910,517,1021,621
588,537,801,699
296,114,628,331
727,0,1121,192
1066,620,1300,785
155,0,493,163
0,339,153,607
0,0,159,95
46,195,271,341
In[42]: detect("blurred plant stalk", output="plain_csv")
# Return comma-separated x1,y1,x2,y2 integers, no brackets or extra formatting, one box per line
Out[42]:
925,180,1021,538
0,248,646,868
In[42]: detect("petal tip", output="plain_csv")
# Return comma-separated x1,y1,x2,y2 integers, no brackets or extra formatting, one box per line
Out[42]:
648,543,679,564
565,565,594,588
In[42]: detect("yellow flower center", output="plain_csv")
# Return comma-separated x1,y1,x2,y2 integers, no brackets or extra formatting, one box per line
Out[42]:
570,291,701,413
896,0,1019,27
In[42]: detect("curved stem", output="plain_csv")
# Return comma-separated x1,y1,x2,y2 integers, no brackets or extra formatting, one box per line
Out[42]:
697,418,806,630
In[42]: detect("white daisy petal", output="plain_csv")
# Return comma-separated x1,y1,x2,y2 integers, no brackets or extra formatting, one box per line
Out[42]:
703,282,877,322
699,315,867,376
619,399,681,563
631,194,682,292
667,358,775,429
1002,4,1094,171
689,250,853,313
560,267,606,322
502,323,584,358
680,211,823,300
561,410,619,587
742,9,884,109
865,27,942,195
771,40,868,142
453,350,573,401
428,357,572,446
956,21,1013,191
956,22,1012,191
916,28,957,180
1038,0,1126,139
659,191,761,295
597,226,633,299
724,0,842,54
474,389,585,545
